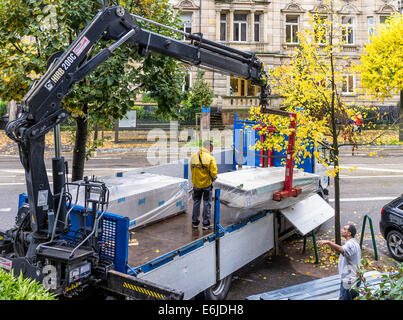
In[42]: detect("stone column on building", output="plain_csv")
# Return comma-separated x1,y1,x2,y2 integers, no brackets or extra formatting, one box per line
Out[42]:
250,10,256,42
263,7,269,48
216,8,221,41
229,8,234,42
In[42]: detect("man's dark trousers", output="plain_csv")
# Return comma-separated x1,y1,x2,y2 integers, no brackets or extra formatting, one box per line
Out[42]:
192,185,213,226
339,281,360,300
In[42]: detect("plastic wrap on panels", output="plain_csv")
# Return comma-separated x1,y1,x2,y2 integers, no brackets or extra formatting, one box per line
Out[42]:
213,167,319,223
68,172,188,229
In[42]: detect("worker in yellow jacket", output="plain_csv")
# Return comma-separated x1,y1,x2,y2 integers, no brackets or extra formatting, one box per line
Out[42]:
190,140,218,230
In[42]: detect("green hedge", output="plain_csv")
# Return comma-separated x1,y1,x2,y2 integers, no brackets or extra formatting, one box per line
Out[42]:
0,101,7,117
356,262,403,300
131,105,168,122
0,268,57,300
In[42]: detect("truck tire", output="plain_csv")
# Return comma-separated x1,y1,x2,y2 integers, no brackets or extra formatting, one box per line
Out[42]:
203,275,232,300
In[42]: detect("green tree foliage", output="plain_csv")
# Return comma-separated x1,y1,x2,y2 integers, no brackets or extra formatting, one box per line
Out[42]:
356,262,403,300
0,0,186,180
356,13,402,101
179,72,214,123
355,13,403,141
0,101,7,117
138,53,186,118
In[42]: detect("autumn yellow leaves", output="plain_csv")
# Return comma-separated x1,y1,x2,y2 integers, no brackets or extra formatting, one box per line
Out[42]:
356,13,403,102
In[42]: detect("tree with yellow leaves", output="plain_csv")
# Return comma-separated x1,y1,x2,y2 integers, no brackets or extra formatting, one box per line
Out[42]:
355,13,403,141
250,0,371,245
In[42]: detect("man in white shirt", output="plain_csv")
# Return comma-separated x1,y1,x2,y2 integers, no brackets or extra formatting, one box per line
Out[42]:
317,224,361,300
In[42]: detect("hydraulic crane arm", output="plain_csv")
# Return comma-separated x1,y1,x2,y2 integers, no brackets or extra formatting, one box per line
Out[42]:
20,6,268,125
6,5,270,238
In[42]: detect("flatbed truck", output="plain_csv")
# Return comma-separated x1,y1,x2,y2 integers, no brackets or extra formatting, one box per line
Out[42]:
0,4,334,300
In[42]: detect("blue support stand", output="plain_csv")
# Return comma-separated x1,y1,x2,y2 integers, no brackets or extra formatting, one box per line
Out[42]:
184,158,189,180
214,188,222,283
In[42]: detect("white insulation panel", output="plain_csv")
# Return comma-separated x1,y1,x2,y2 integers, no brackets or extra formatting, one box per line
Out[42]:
71,172,188,229
214,167,320,211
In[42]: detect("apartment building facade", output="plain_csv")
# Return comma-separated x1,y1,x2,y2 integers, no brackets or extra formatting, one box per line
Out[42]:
169,0,400,124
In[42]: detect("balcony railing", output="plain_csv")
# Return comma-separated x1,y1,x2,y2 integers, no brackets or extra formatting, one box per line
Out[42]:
220,95,284,110
221,96,261,109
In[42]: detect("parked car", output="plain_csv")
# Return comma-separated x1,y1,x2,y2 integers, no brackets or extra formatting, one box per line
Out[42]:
380,195,403,262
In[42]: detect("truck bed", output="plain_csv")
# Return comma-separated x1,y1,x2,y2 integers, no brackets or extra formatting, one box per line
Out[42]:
127,198,235,268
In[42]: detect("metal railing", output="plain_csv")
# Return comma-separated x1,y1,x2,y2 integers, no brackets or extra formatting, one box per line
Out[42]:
360,214,378,261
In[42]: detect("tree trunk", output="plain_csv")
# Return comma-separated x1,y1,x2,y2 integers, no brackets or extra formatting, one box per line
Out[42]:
399,90,403,142
331,115,341,245
72,106,88,182
328,5,341,245
94,123,98,141
333,147,341,245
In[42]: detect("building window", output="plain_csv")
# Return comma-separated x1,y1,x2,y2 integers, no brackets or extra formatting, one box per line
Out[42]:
285,15,299,44
234,13,248,42
341,16,355,45
220,13,227,41
254,14,261,42
380,15,390,24
342,74,356,94
180,13,192,36
230,76,260,96
368,16,375,39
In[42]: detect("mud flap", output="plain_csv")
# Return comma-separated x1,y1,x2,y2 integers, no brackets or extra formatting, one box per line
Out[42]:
101,269,184,300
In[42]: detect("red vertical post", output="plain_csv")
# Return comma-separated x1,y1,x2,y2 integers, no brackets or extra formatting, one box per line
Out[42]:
284,113,296,192
259,105,302,201
268,149,273,167
272,112,302,201
260,132,265,167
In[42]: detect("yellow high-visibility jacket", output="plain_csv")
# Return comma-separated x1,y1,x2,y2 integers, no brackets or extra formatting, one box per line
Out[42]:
190,147,218,189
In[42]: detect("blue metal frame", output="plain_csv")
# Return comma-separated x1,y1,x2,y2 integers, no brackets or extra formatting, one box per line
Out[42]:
233,113,261,169
184,159,189,180
17,194,129,273
233,113,315,173
213,189,226,236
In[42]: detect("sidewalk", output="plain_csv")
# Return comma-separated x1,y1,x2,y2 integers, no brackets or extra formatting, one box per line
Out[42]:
1,129,402,155
226,234,398,300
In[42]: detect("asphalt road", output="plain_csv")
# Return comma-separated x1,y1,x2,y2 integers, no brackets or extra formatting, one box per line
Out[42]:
325,146,403,243
0,145,402,299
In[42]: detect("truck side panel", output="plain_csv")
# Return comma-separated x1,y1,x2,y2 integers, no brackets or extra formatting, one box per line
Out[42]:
219,212,274,279
134,211,274,299
136,240,217,300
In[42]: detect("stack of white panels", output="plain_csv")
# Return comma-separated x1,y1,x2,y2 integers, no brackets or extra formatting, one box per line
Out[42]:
71,172,188,229
214,167,319,212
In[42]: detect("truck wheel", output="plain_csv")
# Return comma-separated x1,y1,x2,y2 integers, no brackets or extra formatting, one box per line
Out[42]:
203,275,232,300
386,230,403,262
